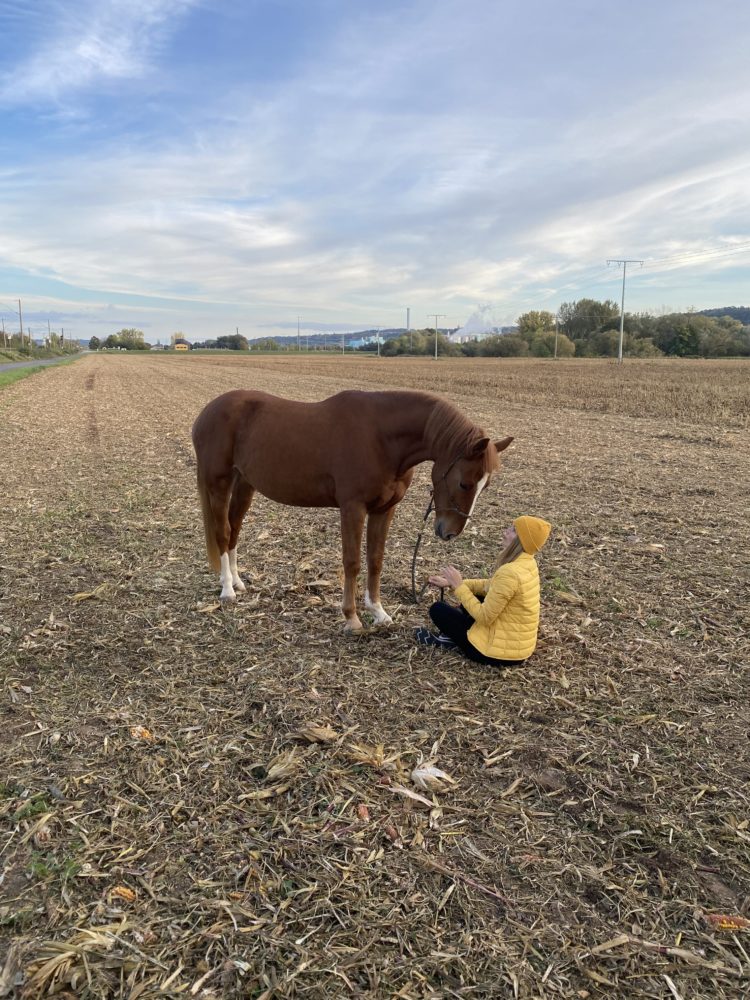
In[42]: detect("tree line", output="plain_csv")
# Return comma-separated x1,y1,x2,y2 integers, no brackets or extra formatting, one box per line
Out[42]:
353,303,750,358
90,306,750,358
537,301,750,358
89,329,149,351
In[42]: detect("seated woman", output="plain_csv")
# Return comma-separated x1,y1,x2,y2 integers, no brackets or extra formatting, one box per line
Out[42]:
415,515,551,667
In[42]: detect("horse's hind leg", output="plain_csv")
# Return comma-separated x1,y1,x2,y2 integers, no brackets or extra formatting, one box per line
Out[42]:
204,475,238,602
364,507,396,625
227,471,255,593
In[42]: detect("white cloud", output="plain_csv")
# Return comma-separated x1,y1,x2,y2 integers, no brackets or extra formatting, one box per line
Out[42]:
0,0,198,105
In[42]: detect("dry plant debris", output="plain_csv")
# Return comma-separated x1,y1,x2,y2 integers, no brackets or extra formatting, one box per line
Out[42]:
0,355,748,998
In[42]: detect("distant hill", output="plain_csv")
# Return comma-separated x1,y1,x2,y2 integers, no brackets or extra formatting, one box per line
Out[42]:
697,306,750,324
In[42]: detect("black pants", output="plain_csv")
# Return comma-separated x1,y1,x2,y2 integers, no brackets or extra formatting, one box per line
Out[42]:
429,601,525,667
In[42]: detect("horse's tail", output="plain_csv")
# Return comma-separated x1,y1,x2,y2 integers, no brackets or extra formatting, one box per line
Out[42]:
196,469,221,572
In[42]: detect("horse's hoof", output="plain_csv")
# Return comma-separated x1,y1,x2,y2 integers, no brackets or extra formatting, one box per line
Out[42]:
220,592,237,604
233,579,247,593
343,617,363,632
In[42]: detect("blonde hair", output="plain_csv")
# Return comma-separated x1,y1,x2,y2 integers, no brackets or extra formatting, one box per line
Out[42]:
494,535,525,570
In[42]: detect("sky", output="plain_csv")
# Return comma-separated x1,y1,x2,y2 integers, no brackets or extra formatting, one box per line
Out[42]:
1,0,749,345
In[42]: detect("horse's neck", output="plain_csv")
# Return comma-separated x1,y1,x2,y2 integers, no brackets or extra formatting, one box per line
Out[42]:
380,393,443,473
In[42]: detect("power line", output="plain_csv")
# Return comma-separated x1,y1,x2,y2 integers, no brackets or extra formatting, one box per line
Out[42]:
511,264,616,315
641,244,750,274
641,240,750,269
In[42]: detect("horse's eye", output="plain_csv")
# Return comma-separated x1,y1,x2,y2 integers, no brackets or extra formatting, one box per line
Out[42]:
459,482,471,491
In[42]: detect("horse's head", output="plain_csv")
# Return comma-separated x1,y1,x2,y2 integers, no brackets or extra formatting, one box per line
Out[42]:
432,436,513,541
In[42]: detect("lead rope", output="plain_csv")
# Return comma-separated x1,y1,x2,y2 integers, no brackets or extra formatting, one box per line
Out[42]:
410,492,444,604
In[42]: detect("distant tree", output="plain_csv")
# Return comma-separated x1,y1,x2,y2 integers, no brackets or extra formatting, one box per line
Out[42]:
698,305,750,325
715,315,744,335
98,328,149,350
518,310,555,340
479,335,529,357
437,333,461,357
252,337,279,351
653,315,700,356
408,330,430,354
88,335,101,351
628,337,662,357
529,332,575,357
215,333,249,351
589,329,622,357
459,339,481,357
116,328,148,350
557,299,620,341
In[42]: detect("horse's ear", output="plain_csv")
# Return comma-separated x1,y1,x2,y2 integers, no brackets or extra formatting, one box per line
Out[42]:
467,437,490,458
494,436,514,453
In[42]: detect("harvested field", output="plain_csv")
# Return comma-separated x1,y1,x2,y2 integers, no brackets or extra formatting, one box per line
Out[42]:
1,355,749,999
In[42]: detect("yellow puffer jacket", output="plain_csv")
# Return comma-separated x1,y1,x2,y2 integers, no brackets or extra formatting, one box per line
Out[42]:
452,553,541,661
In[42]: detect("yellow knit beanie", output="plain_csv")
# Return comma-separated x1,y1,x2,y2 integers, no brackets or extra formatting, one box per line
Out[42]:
514,515,551,555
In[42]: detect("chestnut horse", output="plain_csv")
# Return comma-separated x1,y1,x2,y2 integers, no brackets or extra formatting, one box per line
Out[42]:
192,389,512,630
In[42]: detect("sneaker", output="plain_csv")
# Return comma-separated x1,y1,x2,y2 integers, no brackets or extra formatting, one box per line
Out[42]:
414,627,458,649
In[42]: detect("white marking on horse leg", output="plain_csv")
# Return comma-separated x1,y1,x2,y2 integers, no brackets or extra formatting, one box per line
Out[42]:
228,548,245,591
467,473,489,518
219,552,236,601
364,588,393,626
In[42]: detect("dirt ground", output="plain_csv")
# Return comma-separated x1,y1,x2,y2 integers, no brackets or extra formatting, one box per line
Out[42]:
1,355,748,999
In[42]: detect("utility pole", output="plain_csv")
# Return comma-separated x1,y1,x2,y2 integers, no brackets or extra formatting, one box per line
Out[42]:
341,332,345,355
18,299,23,345
406,307,411,353
297,316,301,352
376,328,380,357
431,314,445,360
554,316,558,359
607,259,643,363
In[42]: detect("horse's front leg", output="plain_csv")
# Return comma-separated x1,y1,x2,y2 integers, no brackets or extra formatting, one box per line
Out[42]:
340,502,367,631
364,507,397,626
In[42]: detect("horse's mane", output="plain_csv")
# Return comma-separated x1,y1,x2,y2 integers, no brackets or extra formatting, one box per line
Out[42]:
423,397,499,473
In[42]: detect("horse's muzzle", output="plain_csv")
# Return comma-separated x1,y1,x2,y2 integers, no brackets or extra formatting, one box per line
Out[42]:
435,519,457,542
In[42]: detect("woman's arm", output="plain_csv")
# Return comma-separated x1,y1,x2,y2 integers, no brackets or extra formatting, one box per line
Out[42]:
453,566,518,626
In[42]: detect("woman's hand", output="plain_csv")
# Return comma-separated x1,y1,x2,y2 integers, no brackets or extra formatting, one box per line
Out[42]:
429,565,463,589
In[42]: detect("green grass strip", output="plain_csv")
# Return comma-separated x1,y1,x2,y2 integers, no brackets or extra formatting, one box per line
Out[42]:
0,365,45,389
